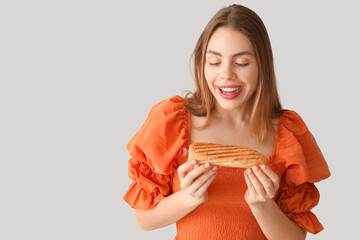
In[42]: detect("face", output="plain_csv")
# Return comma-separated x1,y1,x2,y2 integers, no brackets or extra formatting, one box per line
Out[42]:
204,26,259,112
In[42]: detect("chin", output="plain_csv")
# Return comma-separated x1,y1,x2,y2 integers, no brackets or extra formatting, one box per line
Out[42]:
216,100,242,110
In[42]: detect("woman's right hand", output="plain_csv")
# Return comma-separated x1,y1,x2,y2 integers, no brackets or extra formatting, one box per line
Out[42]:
177,160,217,207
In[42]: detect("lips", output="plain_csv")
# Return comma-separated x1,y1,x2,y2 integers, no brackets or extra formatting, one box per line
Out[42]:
216,85,241,88
217,86,242,99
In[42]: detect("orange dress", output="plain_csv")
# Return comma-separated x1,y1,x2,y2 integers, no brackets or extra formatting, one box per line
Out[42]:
123,95,331,240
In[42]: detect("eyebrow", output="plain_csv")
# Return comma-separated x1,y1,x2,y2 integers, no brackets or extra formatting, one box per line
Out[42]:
206,50,254,57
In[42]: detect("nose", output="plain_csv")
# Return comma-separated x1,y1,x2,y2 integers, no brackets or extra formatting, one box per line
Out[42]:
220,63,236,80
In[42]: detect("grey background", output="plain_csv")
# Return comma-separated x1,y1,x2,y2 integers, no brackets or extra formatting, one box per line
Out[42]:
0,0,359,239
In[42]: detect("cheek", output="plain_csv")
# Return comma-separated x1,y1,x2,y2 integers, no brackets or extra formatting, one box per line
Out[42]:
243,65,259,87
204,66,211,76
204,67,217,83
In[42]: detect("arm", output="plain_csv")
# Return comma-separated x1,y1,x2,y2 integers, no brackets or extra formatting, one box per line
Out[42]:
244,165,306,240
134,189,198,230
249,199,306,240
134,161,217,230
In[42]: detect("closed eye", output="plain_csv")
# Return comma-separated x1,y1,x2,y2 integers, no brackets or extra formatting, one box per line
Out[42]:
208,62,249,67
235,63,249,67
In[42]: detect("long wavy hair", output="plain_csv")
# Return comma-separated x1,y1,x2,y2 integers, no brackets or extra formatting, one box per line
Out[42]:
183,4,284,144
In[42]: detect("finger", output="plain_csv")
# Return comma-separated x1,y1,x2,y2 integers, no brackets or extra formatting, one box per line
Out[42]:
252,166,274,194
246,168,266,196
181,163,211,189
188,166,217,193
244,171,255,194
244,170,255,192
177,160,196,179
260,165,280,190
187,163,211,180
196,169,217,196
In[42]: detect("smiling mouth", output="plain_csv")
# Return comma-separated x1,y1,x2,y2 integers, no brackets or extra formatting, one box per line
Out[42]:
219,87,242,95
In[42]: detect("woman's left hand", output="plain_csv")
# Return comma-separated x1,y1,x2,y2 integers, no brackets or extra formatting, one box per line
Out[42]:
244,165,280,206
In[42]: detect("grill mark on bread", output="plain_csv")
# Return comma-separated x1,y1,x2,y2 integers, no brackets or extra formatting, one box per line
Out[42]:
189,142,267,168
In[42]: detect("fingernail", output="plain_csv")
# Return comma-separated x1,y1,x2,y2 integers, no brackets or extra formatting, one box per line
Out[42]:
212,166,217,171
253,166,259,171
261,164,266,170
247,168,252,174
190,160,196,165
204,163,210,168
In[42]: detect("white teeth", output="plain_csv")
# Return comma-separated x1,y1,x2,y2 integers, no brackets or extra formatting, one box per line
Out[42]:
220,87,240,91
219,87,241,94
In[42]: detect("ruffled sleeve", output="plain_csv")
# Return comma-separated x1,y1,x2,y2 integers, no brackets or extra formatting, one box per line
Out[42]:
274,110,331,234
123,95,190,209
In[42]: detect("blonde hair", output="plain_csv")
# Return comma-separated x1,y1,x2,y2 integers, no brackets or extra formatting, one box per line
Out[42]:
183,4,284,144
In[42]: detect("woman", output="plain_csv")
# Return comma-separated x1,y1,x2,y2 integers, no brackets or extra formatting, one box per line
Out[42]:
123,4,331,239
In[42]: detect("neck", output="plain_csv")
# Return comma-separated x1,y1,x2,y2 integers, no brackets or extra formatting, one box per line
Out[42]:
212,102,251,128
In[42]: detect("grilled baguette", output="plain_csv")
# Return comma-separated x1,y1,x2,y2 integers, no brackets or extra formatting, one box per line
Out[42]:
189,142,267,168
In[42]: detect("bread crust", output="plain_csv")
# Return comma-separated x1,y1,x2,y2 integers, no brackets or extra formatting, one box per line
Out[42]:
189,142,267,168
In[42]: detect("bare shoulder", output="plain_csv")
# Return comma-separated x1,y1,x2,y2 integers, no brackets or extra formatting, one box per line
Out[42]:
190,113,214,143
190,113,208,128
